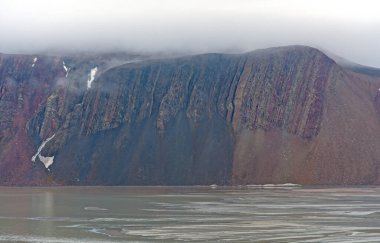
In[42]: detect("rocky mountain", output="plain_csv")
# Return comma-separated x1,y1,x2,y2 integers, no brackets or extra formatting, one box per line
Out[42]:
1,45,380,185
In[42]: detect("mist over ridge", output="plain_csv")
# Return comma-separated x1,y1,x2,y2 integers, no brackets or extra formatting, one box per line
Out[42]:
1,0,379,67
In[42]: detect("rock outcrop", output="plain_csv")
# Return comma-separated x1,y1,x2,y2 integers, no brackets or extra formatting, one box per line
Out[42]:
1,46,380,185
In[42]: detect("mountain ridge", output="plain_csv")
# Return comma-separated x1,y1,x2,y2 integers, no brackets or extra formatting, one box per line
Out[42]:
1,45,380,185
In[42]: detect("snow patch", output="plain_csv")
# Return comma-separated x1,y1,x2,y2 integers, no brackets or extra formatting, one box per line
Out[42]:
63,61,70,77
32,57,37,67
31,134,56,169
87,67,98,89
38,155,55,169
247,183,301,188
84,207,108,211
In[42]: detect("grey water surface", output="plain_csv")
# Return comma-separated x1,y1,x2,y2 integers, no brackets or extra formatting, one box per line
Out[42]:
1,185,380,242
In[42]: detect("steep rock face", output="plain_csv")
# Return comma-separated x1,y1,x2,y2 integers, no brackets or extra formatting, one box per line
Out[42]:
0,54,64,184
1,46,380,185
231,47,331,138
49,54,240,185
232,64,380,185
0,52,140,185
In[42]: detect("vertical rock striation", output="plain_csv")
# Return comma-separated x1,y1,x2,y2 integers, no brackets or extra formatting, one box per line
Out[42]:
1,46,380,185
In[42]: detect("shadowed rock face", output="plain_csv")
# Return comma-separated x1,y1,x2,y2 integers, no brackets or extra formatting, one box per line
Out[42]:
1,46,380,185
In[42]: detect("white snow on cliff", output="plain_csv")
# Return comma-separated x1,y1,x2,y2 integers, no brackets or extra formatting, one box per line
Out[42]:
38,155,55,169
32,57,37,67
87,67,98,89
31,134,56,169
63,61,70,77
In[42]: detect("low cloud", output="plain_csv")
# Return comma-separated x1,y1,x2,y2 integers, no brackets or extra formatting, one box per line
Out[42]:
1,0,379,67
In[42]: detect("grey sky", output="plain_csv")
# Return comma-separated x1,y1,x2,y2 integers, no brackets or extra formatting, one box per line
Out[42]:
1,0,379,67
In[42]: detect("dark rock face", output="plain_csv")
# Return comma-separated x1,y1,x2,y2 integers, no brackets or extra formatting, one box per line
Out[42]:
1,46,380,185
49,54,239,185
230,47,332,139
0,52,140,185
0,54,64,184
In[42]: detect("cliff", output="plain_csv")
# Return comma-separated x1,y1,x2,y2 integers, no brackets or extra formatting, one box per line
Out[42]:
1,46,380,185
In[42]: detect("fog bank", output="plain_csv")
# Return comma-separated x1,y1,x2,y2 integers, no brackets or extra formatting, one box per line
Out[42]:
1,0,379,67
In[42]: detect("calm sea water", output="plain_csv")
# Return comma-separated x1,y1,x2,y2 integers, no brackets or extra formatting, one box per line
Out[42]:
1,185,380,242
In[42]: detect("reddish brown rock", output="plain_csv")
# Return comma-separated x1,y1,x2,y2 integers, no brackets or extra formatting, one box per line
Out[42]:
1,46,380,185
